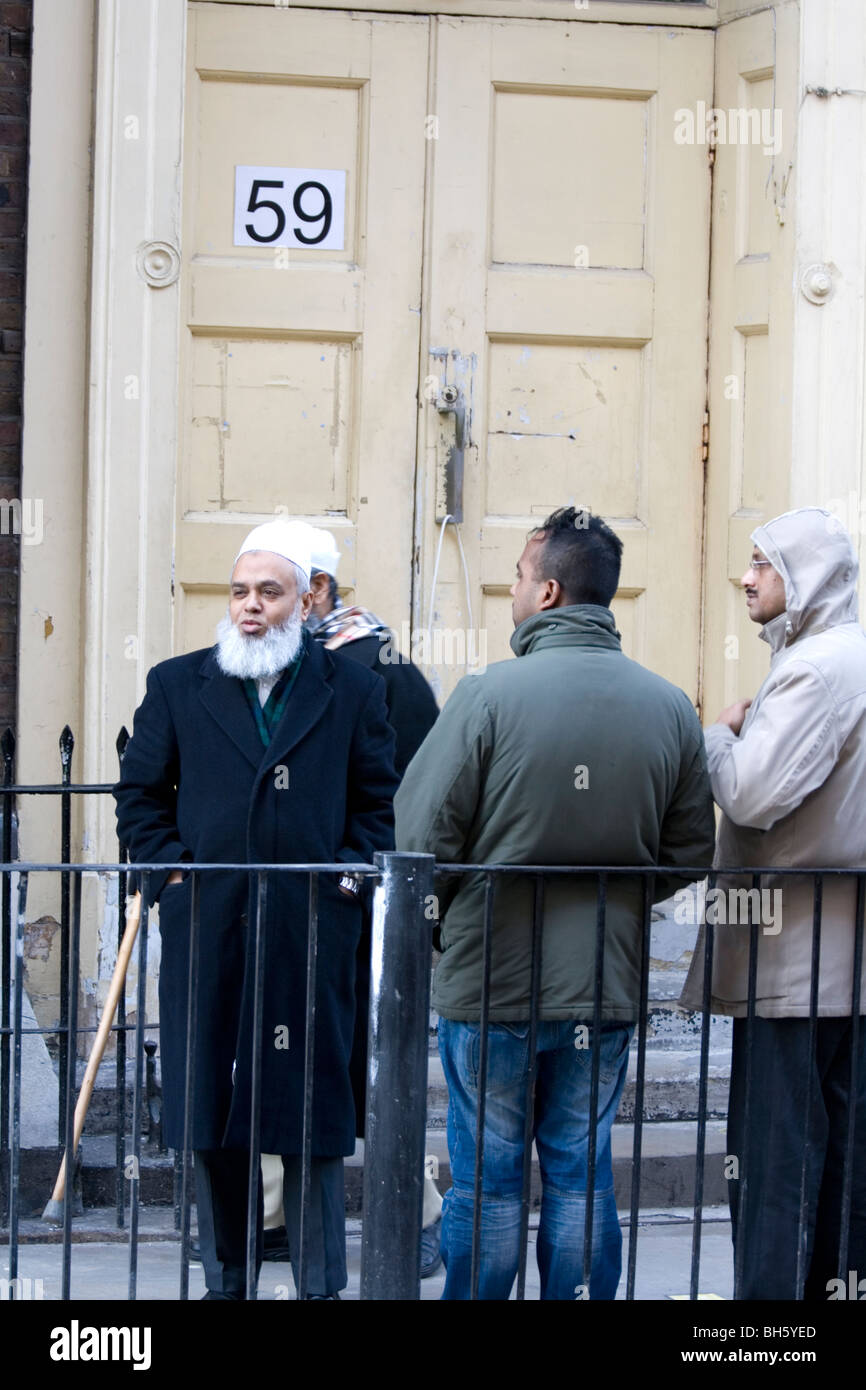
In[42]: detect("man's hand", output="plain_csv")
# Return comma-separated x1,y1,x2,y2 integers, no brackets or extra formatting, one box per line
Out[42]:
166,870,185,886
714,698,752,736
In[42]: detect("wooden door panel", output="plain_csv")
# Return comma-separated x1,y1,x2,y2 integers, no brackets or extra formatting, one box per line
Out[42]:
178,4,428,653
418,16,713,703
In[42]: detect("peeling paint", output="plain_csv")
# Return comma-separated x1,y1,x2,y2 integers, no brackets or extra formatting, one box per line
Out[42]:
23,914,60,963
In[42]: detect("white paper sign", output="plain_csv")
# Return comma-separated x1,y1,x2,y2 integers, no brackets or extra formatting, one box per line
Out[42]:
233,166,346,250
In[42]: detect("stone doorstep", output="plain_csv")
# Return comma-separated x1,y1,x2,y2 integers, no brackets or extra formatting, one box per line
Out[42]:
425,1051,732,1124
3,1119,729,1229
65,1029,732,1142
403,1123,730,1210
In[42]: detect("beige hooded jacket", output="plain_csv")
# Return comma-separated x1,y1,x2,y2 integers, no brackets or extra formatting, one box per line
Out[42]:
681,507,866,1017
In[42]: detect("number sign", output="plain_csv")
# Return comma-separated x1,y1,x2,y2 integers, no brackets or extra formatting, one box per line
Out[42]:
233,166,346,250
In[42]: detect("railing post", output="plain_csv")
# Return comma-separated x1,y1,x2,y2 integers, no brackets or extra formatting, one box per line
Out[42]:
58,725,74,1144
361,850,434,1301
1,726,15,1158
115,727,130,1228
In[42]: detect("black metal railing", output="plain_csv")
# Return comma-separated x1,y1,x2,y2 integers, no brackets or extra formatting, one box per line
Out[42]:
0,730,863,1300
2,853,434,1302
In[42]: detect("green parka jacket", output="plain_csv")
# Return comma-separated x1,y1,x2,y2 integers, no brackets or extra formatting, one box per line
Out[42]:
395,605,715,1022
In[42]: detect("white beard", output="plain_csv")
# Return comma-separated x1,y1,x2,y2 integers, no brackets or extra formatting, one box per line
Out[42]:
215,603,305,680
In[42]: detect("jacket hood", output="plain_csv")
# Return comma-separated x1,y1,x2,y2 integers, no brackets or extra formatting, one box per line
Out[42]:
751,507,859,652
510,604,621,658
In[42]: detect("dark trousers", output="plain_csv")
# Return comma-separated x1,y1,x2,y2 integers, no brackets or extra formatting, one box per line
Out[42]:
727,1016,866,1300
195,1148,347,1298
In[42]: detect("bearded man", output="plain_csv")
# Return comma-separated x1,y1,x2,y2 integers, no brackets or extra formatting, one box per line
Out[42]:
114,520,398,1299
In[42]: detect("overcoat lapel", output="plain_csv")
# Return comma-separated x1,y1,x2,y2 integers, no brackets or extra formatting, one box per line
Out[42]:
263,639,334,773
197,650,265,770
197,641,335,778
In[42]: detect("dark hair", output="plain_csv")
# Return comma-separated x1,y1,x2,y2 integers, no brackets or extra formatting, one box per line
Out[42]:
528,507,623,607
311,570,340,607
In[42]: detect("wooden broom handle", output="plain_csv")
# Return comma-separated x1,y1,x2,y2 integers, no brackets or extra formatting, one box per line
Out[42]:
47,890,143,1207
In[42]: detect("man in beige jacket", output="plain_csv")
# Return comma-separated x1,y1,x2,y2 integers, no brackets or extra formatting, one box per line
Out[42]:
681,507,866,1301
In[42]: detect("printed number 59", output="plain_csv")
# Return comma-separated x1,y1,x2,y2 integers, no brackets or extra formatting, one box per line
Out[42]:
245,178,333,246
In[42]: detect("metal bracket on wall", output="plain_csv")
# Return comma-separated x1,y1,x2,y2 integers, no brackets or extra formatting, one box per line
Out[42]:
435,385,465,523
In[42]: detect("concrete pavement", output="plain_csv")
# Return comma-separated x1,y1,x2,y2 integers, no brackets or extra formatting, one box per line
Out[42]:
2,1207,734,1300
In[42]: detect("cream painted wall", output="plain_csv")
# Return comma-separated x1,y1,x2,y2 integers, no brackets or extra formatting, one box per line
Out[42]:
790,2,866,525
19,0,187,1038
702,0,866,725
701,1,799,722
17,0,94,1028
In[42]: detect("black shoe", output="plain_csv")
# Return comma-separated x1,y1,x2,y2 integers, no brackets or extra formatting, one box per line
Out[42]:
201,1290,245,1300
262,1225,291,1262
420,1215,443,1278
304,1291,341,1300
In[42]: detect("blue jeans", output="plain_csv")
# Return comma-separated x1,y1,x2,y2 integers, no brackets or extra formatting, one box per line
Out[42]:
438,1017,634,1301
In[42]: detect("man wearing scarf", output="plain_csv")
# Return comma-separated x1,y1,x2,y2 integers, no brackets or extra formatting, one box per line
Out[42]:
258,525,444,1274
304,527,440,778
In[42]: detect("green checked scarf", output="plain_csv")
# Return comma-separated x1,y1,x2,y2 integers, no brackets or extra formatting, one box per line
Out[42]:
243,633,307,749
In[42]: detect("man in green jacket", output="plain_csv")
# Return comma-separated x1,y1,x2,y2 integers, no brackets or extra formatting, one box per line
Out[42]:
395,506,715,1300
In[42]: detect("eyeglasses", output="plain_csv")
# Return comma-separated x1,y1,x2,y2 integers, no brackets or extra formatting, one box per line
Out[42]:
748,558,773,569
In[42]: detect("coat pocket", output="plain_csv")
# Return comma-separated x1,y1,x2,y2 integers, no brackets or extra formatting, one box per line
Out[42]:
157,875,192,931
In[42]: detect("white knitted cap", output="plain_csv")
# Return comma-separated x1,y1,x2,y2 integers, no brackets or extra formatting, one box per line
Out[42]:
233,520,313,587
307,526,340,578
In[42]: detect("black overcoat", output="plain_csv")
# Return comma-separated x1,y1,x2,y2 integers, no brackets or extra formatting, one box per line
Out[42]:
332,634,439,776
333,637,439,1131
113,635,398,1155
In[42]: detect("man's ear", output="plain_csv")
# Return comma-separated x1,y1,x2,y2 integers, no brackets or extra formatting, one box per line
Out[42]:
300,589,314,619
538,578,562,610
310,571,331,603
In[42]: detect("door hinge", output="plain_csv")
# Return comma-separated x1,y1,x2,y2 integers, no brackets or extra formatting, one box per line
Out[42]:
701,409,710,463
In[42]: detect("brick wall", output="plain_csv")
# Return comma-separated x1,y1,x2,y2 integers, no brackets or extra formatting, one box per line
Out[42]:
0,1,30,735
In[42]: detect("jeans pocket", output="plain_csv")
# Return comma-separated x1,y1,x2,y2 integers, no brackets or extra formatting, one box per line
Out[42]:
493,1021,531,1042
574,1025,633,1088
472,1022,532,1094
596,1026,633,1088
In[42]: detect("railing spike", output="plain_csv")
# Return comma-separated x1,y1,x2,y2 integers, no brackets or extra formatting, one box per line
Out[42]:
1,726,15,770
59,725,74,768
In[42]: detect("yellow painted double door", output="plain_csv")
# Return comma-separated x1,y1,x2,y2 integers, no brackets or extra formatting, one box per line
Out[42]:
178,3,712,704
